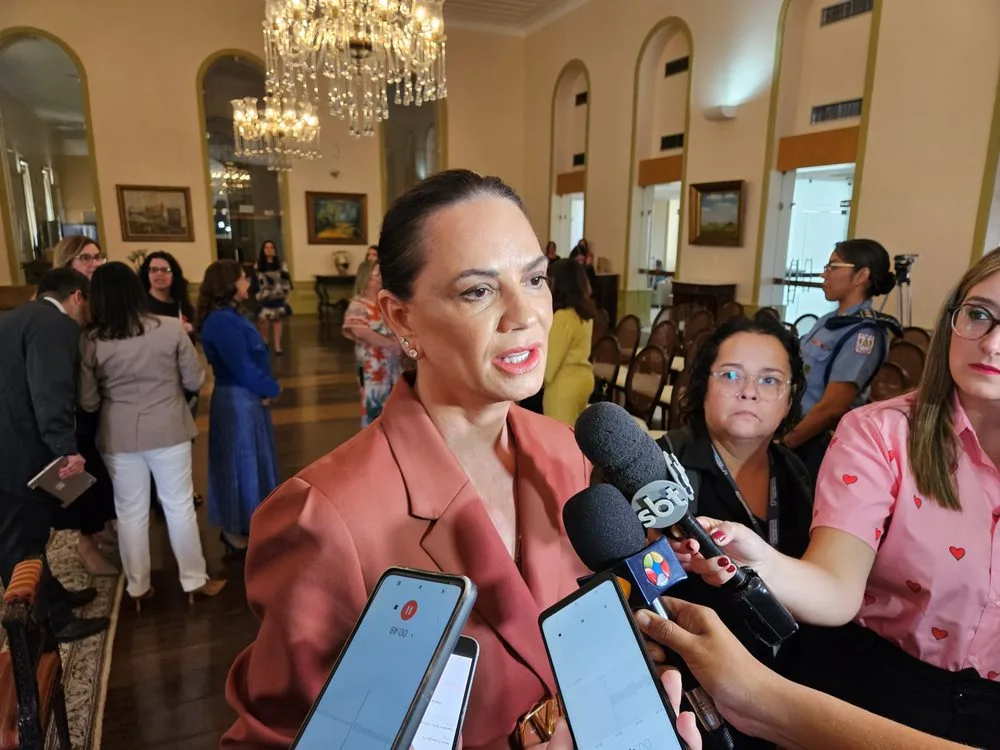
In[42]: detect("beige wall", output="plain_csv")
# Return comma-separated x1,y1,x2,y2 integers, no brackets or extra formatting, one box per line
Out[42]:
792,0,870,134
986,157,1000,254
0,1,526,284
853,0,1000,327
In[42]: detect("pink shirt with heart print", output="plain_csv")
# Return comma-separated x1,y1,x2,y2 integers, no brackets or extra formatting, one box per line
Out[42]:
812,392,1000,682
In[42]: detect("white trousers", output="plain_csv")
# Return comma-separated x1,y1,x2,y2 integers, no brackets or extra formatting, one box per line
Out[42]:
103,442,209,597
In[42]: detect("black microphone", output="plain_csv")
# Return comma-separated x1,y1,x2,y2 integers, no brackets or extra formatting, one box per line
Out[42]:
563,483,735,750
575,402,798,648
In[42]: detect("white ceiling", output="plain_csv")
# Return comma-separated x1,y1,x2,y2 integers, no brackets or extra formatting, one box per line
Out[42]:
0,36,85,136
444,0,587,33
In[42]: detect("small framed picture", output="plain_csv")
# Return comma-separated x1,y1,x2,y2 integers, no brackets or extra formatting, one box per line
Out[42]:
306,191,368,245
689,180,744,247
116,185,194,242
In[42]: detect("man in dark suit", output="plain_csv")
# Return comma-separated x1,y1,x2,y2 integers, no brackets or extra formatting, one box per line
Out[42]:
0,268,108,642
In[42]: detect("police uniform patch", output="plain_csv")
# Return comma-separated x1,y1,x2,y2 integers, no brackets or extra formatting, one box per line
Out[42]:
855,332,876,355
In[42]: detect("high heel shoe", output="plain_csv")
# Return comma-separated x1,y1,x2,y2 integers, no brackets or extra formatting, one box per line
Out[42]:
188,578,227,605
130,587,155,613
219,531,247,557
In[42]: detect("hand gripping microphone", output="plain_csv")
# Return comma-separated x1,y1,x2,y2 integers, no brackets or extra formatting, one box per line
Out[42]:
575,402,798,648
563,483,735,750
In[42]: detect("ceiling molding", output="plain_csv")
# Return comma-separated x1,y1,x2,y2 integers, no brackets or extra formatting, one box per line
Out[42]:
443,0,591,37
523,0,591,35
445,19,526,38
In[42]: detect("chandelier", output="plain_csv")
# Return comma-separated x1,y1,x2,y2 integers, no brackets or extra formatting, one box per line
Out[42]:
231,95,322,171
262,0,447,138
211,162,253,192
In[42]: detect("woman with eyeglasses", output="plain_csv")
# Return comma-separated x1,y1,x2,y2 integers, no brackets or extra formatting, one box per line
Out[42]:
52,236,105,279
673,248,1000,748
139,251,196,336
654,315,813,750
781,239,897,477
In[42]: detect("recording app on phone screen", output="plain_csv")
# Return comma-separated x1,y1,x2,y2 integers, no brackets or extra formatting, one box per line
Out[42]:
542,579,682,750
296,575,462,750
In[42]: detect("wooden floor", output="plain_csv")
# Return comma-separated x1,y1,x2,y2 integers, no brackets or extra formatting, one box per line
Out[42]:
100,316,362,749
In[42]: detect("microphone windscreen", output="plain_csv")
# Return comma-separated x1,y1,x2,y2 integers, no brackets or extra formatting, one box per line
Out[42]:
562,484,649,572
575,402,667,500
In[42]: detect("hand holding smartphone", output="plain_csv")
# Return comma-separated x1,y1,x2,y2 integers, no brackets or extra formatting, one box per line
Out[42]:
539,573,688,750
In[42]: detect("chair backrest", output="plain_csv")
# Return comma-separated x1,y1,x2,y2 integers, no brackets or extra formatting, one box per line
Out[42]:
647,320,679,361
793,313,819,337
901,326,931,350
624,345,669,425
668,362,692,430
886,340,927,388
718,300,744,323
590,335,622,401
755,306,781,322
615,314,642,359
591,308,610,345
685,309,715,341
869,361,908,402
652,306,673,330
684,326,714,362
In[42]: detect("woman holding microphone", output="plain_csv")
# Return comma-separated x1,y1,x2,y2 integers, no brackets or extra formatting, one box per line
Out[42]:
673,250,1000,748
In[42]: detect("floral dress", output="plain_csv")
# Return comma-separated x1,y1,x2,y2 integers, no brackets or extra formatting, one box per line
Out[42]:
255,264,292,320
343,297,401,426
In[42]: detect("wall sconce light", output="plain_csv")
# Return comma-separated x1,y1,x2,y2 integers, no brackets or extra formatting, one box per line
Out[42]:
704,105,738,121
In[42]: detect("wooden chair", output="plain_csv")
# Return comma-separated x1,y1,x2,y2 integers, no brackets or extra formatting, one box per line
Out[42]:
793,313,819,337
667,363,692,430
0,558,70,750
651,306,673,331
684,327,713,363
718,300,745,323
647,320,679,361
755,306,782,322
614,314,642,362
870,361,908,402
886,340,927,389
684,309,715,342
901,326,931,350
590,335,622,403
623,345,670,427
591,308,610,346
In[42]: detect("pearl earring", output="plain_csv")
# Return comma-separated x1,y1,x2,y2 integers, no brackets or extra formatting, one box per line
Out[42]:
401,338,418,359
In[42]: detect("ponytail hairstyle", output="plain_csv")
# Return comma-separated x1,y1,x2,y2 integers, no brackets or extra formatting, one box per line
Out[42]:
835,239,896,298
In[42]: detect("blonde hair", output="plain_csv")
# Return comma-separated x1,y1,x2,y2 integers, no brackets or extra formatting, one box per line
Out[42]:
52,236,100,268
909,247,1000,510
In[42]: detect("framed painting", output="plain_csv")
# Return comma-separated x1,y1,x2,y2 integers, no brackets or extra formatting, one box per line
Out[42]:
689,180,744,247
306,191,368,245
116,185,194,242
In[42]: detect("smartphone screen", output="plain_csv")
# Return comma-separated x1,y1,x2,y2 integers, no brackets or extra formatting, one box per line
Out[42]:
541,577,683,750
411,638,478,750
294,573,464,750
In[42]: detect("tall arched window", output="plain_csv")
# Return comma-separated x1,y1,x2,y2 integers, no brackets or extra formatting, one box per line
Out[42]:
548,62,590,257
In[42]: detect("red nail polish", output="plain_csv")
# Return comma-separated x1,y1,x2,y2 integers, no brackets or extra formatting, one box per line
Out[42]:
727,565,737,574
711,530,725,540
716,557,730,568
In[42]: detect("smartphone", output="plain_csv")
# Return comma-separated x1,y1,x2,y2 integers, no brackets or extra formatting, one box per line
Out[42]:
411,635,479,750
539,573,687,750
292,568,477,750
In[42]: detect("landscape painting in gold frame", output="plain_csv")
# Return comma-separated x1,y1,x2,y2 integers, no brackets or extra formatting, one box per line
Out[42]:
689,180,744,247
306,191,368,245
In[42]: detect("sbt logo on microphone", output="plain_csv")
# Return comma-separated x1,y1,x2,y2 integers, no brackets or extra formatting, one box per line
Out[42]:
631,479,690,530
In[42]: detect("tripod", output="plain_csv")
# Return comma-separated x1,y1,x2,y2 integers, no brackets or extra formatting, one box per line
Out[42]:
879,254,916,327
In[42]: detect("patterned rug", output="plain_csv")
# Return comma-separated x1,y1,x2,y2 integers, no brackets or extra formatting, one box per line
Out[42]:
1,531,124,749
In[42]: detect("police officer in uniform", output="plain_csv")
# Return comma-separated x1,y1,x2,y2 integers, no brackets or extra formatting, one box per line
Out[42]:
782,239,899,477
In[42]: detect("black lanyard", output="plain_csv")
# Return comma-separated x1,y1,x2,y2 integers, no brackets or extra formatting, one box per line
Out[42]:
711,446,780,548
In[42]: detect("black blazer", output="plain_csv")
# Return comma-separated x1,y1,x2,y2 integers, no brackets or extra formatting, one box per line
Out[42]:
0,300,81,501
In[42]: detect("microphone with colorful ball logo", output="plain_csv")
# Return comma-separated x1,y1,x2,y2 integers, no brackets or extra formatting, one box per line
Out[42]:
562,483,734,750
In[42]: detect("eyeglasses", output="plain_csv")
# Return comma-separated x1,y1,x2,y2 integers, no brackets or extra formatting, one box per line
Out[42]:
76,253,104,265
823,262,855,273
709,368,789,401
148,266,173,275
951,303,1000,340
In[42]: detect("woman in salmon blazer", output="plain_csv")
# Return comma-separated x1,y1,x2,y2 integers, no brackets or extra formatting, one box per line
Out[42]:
223,170,593,750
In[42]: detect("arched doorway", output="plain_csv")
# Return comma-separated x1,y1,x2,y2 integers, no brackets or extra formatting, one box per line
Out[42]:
548,61,590,258
0,29,103,283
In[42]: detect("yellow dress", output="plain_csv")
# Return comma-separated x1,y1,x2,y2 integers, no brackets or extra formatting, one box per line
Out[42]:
543,309,595,427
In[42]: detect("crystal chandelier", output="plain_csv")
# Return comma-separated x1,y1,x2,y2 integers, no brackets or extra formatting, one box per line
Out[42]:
210,162,253,192
231,94,321,171
262,0,447,138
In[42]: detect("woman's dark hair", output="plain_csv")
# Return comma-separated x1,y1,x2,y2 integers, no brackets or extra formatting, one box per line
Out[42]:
378,169,525,301
835,238,895,298
197,259,244,330
88,261,154,341
680,315,806,438
256,239,281,272
139,250,189,301
550,259,594,321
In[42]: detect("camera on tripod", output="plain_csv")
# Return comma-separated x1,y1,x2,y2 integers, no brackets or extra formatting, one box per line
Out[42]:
894,254,918,286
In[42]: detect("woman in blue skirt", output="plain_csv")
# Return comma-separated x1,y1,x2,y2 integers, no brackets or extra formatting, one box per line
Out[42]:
197,260,281,554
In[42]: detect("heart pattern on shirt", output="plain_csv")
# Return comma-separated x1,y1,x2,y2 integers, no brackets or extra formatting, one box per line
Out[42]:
842,474,858,485
863,593,876,606
931,627,949,641
913,495,923,509
949,546,966,561
905,580,922,593
989,671,999,681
